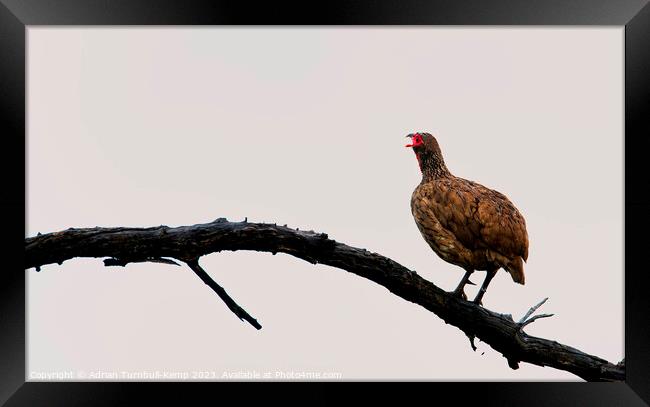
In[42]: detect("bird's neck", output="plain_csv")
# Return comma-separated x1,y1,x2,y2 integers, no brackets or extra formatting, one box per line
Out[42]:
416,151,451,181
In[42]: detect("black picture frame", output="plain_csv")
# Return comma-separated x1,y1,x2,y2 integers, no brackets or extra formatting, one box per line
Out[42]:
2,0,649,405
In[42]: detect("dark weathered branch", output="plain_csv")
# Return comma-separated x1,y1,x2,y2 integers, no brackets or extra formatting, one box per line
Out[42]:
25,218,624,381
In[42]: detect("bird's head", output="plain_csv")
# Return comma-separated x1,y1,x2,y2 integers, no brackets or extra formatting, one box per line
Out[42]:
405,132,438,150
405,132,425,149
405,132,449,178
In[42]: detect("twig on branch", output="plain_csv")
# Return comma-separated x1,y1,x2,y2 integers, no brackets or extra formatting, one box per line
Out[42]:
518,297,549,324
517,297,554,332
185,258,262,330
24,218,624,382
104,257,181,267
519,313,554,331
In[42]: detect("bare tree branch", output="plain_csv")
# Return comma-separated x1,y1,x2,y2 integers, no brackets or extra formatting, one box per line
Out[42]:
25,218,624,382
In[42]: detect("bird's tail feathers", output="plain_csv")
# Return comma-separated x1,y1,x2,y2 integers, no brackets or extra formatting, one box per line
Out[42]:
505,257,526,285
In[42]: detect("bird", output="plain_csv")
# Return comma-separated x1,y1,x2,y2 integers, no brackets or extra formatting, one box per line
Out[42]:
406,132,529,305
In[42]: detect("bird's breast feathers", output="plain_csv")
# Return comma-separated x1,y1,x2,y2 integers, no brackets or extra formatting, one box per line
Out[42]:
411,177,529,268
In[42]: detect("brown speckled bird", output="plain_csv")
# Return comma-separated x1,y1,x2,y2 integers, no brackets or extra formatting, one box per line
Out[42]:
406,132,529,305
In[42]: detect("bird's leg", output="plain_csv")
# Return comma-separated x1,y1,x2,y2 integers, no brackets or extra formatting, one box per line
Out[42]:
473,268,497,306
452,269,474,300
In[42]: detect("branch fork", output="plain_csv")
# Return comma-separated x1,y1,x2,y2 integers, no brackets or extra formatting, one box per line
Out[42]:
517,297,554,331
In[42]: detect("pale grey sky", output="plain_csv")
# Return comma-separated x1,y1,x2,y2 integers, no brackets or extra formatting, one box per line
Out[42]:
27,27,623,380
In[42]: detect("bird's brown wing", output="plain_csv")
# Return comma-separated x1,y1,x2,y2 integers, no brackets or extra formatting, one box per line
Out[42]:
425,177,529,262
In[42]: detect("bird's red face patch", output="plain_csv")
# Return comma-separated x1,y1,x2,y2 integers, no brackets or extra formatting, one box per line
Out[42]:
405,133,424,148
406,133,426,171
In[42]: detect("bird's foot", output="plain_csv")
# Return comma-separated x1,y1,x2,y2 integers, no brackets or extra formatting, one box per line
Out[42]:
451,287,468,301
472,290,486,306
